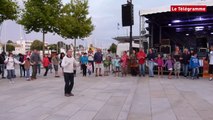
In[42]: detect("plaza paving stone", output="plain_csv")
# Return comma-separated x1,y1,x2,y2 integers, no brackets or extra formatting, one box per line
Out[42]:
0,70,213,120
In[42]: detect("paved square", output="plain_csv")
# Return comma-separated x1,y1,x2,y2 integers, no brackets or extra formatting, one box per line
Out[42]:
1,71,213,120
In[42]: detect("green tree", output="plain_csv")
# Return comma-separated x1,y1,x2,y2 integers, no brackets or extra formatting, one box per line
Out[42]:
7,40,13,44
30,40,43,51
0,0,19,24
109,43,117,53
6,44,15,52
18,0,62,55
58,0,94,57
48,44,57,50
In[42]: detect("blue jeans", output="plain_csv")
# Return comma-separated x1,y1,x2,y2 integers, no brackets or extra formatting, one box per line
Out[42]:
139,64,145,76
7,69,15,80
148,61,154,77
37,64,41,74
25,69,30,79
192,67,199,78
182,64,189,77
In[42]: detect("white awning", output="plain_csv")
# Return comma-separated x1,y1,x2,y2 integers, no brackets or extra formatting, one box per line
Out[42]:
140,0,213,16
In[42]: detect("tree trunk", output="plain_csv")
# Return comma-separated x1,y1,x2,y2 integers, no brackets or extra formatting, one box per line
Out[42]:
43,31,45,56
74,38,76,58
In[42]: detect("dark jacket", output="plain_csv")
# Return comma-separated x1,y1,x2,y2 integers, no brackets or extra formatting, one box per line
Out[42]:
94,52,103,63
0,54,5,64
30,53,41,64
147,53,155,61
182,53,191,64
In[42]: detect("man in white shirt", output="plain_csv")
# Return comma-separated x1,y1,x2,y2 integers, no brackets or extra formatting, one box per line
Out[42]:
209,46,213,81
61,50,79,97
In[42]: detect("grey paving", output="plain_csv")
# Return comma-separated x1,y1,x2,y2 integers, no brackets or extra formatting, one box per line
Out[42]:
1,69,213,120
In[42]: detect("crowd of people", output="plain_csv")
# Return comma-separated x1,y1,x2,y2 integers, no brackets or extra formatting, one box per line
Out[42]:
0,45,213,97
77,46,213,81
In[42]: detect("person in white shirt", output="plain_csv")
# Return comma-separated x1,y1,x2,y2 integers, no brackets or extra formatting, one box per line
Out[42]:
209,46,213,81
4,53,21,83
61,50,79,97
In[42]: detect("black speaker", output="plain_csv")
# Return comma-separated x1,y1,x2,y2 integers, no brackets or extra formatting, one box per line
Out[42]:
122,4,134,26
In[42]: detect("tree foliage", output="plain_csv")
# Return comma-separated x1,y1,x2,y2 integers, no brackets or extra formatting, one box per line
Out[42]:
7,40,13,44
6,44,15,52
109,43,117,53
58,0,94,57
0,0,19,23
58,0,94,39
30,40,43,51
18,0,62,54
48,44,57,50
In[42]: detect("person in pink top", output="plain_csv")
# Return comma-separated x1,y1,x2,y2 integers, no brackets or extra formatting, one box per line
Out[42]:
155,54,164,77
121,51,129,77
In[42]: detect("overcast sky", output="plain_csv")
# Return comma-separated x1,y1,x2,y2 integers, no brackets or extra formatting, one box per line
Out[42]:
0,0,204,48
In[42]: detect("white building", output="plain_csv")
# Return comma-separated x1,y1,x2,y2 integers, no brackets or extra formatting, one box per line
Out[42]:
16,40,48,54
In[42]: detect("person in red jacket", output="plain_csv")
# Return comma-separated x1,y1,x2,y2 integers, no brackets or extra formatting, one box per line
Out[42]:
43,54,50,76
137,48,146,77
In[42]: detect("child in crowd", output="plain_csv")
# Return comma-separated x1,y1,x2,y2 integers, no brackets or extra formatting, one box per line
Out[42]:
189,53,200,79
155,54,164,77
87,62,93,76
103,56,111,76
43,54,50,76
164,55,174,79
23,56,32,81
113,55,120,77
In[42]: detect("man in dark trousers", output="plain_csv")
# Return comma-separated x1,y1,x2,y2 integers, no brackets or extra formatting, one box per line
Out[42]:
30,49,41,80
0,52,6,79
61,50,79,97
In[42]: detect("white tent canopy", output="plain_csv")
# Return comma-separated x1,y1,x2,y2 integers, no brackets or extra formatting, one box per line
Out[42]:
140,0,213,16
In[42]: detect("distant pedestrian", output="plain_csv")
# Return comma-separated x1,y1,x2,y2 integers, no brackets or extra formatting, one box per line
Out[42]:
61,50,79,97
189,53,200,79
4,53,21,83
23,56,32,81
30,49,41,80
94,49,103,77
130,50,138,76
103,56,111,76
181,48,191,77
80,52,88,77
52,53,60,77
88,52,94,73
113,55,120,77
164,55,174,79
106,50,113,72
19,53,25,77
0,52,6,79
121,51,128,77
147,48,155,77
43,54,50,76
48,54,53,73
173,46,182,78
137,48,146,77
208,45,213,81
155,53,164,77
87,62,92,76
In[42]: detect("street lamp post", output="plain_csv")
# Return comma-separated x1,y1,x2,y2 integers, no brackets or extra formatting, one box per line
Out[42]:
127,0,133,54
